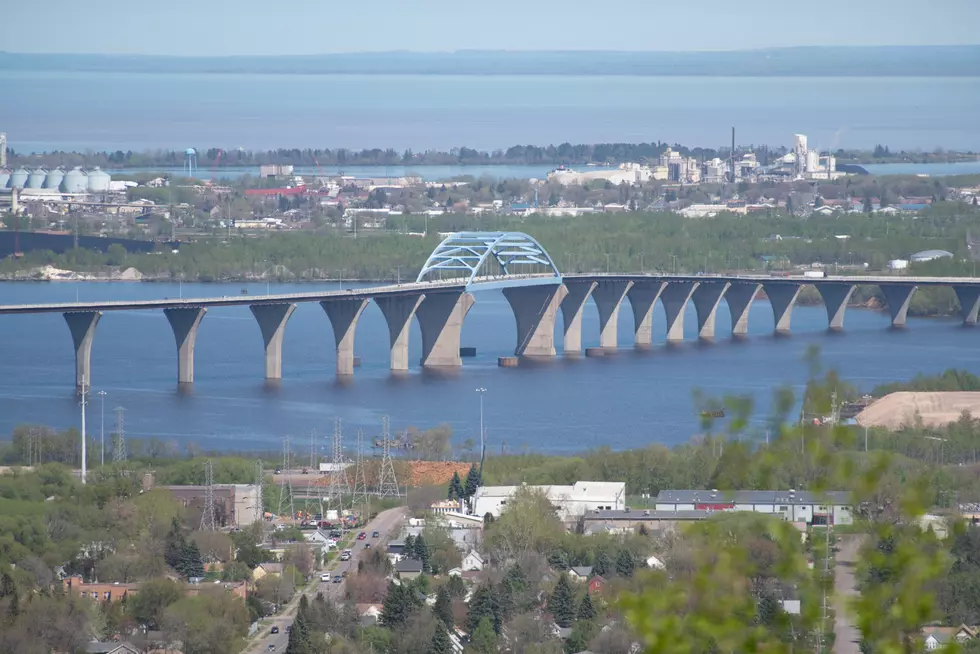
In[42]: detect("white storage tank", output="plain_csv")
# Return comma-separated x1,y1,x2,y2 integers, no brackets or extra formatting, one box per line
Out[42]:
44,167,65,190
9,167,29,188
62,167,88,193
87,167,111,192
26,168,47,188
0,169,9,188
888,259,909,270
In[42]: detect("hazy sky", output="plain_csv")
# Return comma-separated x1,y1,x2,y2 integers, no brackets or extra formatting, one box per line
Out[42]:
6,0,980,55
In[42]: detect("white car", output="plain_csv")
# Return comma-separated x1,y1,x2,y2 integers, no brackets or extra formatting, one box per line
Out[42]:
320,573,330,582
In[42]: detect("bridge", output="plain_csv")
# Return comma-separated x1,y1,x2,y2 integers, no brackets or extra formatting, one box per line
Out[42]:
1,231,979,392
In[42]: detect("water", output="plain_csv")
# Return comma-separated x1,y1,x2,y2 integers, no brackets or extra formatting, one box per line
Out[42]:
3,72,979,153
1,281,978,454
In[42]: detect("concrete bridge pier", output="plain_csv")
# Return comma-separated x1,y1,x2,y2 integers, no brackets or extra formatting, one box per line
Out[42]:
64,310,101,392
249,303,296,379
502,284,568,356
375,294,425,370
560,281,597,354
879,284,918,328
692,281,731,340
627,281,665,347
762,282,802,334
816,283,856,331
321,298,370,375
416,292,475,367
592,280,633,348
954,285,980,325
725,283,761,336
164,307,207,384
661,281,699,342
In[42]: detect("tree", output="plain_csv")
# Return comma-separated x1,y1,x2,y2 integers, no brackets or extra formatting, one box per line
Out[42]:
578,591,597,621
466,583,501,634
128,578,183,629
433,587,453,628
593,551,613,578
404,534,416,555
615,549,635,578
498,564,532,619
429,620,453,654
164,518,185,569
547,549,569,571
565,620,600,654
469,617,498,654
483,512,495,528
463,464,481,498
448,471,464,500
286,595,315,654
380,582,420,628
413,534,432,573
483,486,564,561
179,540,205,579
547,573,576,628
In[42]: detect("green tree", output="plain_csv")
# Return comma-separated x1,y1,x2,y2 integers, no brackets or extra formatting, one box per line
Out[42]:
413,534,431,573
179,540,205,579
565,620,599,654
577,591,597,621
466,583,501,634
285,595,315,654
128,578,183,629
469,617,498,654
547,549,570,571
498,564,532,619
547,573,576,628
593,551,613,578
463,464,481,498
380,581,420,628
433,587,453,628
615,549,635,578
448,472,464,500
429,619,453,654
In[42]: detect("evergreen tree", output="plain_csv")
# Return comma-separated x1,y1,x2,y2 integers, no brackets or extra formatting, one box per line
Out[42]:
286,595,314,654
445,574,466,599
565,620,600,654
615,549,635,578
380,582,419,628
547,573,576,628
499,564,531,619
413,534,431,572
428,619,453,654
164,518,185,569
577,591,597,621
483,512,495,528
433,587,453,628
179,540,205,579
470,617,498,654
593,551,613,577
463,464,481,498
547,549,569,571
466,583,501,634
448,471,464,500
404,534,415,555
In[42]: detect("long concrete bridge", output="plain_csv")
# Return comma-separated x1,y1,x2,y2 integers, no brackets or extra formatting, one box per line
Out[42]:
2,231,979,392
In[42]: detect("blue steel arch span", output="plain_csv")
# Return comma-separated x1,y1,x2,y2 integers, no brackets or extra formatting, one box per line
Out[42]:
415,231,562,286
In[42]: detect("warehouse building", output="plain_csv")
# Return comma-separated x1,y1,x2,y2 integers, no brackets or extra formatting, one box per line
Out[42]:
472,481,626,521
654,489,852,525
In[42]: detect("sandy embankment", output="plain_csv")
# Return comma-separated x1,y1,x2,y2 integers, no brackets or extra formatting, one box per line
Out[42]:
855,392,980,430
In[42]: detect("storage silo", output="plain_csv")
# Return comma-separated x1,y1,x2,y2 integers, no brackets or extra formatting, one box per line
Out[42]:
44,167,65,190
0,169,9,188
26,168,48,188
9,167,29,188
62,167,88,193
86,167,110,192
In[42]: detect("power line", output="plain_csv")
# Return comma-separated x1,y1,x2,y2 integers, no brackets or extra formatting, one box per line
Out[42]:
112,406,127,463
200,459,217,531
377,416,401,498
328,418,350,511
277,437,295,521
351,429,369,508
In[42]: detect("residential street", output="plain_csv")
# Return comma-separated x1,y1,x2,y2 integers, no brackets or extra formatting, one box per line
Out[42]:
244,507,407,653
833,534,863,654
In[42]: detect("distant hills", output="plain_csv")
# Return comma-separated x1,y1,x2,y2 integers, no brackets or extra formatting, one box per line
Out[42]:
1,46,978,76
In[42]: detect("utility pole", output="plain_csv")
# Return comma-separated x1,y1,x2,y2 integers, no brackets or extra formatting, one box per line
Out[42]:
97,390,106,467
79,377,88,484
476,388,487,475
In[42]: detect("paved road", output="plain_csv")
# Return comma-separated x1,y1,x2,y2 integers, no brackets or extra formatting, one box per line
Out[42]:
245,507,407,653
833,535,864,654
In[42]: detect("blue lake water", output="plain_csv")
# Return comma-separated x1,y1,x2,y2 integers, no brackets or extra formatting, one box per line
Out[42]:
1,281,978,454
2,72,979,153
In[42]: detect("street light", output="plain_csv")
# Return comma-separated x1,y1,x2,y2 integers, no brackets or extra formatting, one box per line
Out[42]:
97,390,107,467
476,388,487,464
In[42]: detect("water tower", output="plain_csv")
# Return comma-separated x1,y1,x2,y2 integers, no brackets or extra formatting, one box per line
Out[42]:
184,148,197,176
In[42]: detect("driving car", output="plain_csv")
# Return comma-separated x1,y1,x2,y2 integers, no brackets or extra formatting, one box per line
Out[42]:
270,626,279,634
357,532,366,540
320,573,330,582
333,575,342,583
372,531,380,538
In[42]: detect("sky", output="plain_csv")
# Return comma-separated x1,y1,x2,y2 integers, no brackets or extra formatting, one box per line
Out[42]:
5,0,980,55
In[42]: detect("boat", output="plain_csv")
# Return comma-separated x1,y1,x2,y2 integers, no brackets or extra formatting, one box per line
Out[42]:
700,410,725,419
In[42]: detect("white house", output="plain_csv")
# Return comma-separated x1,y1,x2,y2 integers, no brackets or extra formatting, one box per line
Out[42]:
472,481,626,521
462,551,485,572
653,490,852,526
304,529,337,550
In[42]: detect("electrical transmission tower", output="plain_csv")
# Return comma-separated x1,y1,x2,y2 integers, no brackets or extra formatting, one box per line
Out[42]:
26,428,39,466
200,459,217,531
277,437,295,520
376,416,401,497
305,429,320,517
328,418,350,510
112,406,127,463
254,460,265,524
351,429,369,508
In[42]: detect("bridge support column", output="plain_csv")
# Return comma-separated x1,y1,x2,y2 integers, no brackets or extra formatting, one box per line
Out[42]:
762,282,802,334
627,281,665,347
249,303,296,379
164,307,207,384
725,283,761,336
560,281,597,353
879,284,918,328
692,281,730,340
417,292,475,367
321,298,370,375
662,281,699,342
815,283,855,331
64,311,101,392
376,294,425,371
503,284,568,357
953,285,980,325
592,280,633,348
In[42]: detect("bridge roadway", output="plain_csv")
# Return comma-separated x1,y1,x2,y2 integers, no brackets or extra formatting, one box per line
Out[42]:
3,272,980,391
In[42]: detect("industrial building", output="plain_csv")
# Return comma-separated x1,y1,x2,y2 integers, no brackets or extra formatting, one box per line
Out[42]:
653,489,852,525
161,484,262,528
783,134,844,181
471,481,626,521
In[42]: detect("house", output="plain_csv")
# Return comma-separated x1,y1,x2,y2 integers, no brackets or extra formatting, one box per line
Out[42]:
646,555,665,569
588,576,606,594
582,509,711,534
252,562,284,581
653,489,852,525
922,625,978,650
568,566,593,582
395,558,424,580
304,529,337,550
63,576,140,602
356,603,383,625
472,481,626,521
430,500,463,514
86,642,140,654
462,551,485,571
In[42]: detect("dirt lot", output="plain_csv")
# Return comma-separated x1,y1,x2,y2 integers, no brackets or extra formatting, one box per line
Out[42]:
855,392,980,430
272,460,472,489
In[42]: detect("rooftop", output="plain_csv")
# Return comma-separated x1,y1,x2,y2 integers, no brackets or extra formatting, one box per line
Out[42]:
586,509,712,521
655,490,850,506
